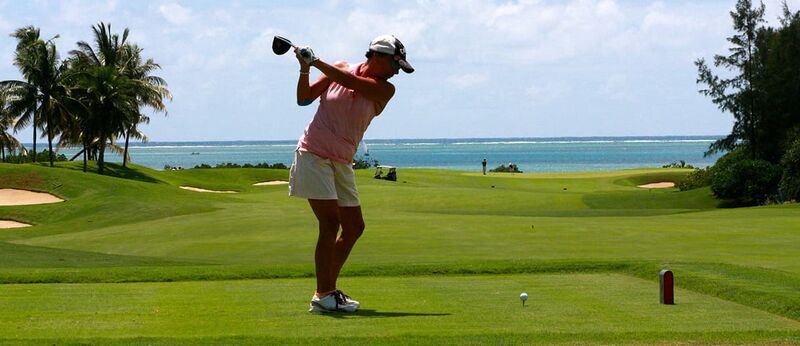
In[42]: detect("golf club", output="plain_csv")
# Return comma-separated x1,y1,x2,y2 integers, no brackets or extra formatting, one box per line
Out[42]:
272,36,295,55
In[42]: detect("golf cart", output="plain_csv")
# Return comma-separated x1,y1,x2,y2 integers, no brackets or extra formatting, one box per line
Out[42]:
374,165,397,182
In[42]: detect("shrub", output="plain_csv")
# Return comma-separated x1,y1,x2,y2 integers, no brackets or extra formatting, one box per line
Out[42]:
3,150,67,164
263,162,287,169
677,167,712,191
353,155,378,169
779,139,800,202
663,160,696,169
490,164,522,173
192,162,288,169
711,148,781,205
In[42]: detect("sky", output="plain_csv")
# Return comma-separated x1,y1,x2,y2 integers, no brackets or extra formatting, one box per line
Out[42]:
2,0,799,142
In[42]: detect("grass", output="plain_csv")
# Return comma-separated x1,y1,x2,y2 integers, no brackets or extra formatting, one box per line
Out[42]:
0,161,798,344
2,275,798,341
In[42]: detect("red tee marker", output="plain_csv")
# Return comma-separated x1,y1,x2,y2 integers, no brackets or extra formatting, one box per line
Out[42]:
660,269,674,305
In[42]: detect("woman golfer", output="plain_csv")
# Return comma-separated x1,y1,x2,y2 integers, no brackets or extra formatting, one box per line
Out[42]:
288,35,413,313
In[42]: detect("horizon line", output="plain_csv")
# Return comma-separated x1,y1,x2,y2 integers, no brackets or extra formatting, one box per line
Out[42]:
18,134,725,145
19,134,724,145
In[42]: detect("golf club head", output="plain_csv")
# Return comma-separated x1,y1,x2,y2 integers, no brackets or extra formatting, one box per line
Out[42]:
272,36,293,55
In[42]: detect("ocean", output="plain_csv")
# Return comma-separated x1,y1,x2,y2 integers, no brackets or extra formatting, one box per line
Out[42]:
37,136,722,172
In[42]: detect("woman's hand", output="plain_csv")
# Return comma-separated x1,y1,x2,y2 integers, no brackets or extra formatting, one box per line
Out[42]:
294,46,318,67
294,46,331,106
294,47,310,71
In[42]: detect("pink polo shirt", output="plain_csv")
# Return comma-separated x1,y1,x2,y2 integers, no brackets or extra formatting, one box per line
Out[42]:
297,62,383,164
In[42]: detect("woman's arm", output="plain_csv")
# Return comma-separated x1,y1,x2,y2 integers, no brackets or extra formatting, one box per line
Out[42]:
295,50,331,106
310,59,395,105
296,73,331,106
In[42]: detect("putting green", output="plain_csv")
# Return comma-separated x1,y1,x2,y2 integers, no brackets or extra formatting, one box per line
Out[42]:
1,274,797,343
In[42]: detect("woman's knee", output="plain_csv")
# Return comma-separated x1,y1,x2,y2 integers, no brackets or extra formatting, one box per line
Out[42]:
309,200,340,235
344,220,365,239
318,217,340,235
338,206,364,239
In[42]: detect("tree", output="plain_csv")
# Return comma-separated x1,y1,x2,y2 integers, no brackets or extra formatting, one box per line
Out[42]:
31,39,78,167
0,93,27,162
68,22,138,174
697,1,800,204
119,44,171,167
696,0,766,159
757,2,800,162
1,26,42,162
2,22,169,172
68,65,137,174
0,26,78,167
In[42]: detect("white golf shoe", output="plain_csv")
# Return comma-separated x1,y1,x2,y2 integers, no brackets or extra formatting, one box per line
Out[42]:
308,292,359,313
335,290,360,310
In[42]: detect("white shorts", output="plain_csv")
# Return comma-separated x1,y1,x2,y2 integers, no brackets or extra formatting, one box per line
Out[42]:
288,150,360,207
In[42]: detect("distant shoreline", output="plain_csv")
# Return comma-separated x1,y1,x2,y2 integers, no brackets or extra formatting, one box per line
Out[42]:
12,136,723,173
20,135,725,147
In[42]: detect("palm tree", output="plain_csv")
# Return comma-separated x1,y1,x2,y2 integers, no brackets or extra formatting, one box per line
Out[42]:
119,44,171,167
68,22,138,174
1,26,77,167
34,40,77,167
68,64,138,174
1,93,27,162
1,26,41,162
0,81,35,161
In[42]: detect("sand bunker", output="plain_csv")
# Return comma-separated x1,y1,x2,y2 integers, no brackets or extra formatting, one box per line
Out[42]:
253,181,289,186
638,182,675,189
0,220,31,229
179,186,238,193
0,189,64,206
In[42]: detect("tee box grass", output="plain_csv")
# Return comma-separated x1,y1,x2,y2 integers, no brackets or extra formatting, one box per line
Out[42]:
0,162,798,344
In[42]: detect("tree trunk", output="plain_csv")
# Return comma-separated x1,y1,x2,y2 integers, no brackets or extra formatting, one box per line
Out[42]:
88,144,95,161
83,141,87,172
98,140,105,174
747,44,757,159
47,124,54,167
1,145,5,162
70,148,85,161
31,113,37,163
123,128,130,168
43,99,54,167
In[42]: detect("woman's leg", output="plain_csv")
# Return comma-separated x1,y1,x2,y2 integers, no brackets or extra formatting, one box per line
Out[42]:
308,199,340,295
331,205,365,286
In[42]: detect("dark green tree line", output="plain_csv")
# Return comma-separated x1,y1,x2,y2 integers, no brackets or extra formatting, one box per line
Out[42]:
696,0,800,204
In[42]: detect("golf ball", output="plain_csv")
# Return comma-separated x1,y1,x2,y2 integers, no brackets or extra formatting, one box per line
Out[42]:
520,292,528,301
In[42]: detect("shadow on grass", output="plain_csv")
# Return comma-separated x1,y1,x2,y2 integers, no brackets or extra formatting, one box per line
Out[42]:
717,199,757,208
49,161,163,184
101,163,161,183
318,309,451,319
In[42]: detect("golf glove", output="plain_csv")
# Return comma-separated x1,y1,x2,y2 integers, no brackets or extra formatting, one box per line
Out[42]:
296,46,318,64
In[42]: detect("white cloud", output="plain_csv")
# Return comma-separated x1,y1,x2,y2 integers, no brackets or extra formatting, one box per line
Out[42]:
641,3,710,48
600,75,634,102
596,0,623,19
159,3,192,25
246,29,279,65
0,8,10,32
52,0,118,26
5,0,753,140
447,73,489,89
526,82,568,105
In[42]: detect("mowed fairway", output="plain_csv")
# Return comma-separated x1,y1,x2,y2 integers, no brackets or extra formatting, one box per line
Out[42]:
0,162,798,345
